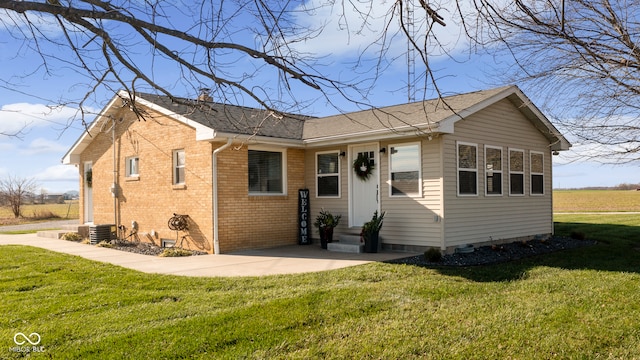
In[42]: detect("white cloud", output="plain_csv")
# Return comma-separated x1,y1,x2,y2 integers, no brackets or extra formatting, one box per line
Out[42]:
21,138,69,155
290,1,470,59
0,141,15,151
32,164,78,183
0,102,80,135
0,9,64,39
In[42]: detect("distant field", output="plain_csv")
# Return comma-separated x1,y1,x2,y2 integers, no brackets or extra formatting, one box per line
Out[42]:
554,190,640,212
0,201,79,225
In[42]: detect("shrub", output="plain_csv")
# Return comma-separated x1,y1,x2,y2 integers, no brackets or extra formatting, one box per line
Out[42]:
96,241,114,248
570,231,586,240
61,232,82,242
424,248,442,262
159,248,193,257
30,210,61,220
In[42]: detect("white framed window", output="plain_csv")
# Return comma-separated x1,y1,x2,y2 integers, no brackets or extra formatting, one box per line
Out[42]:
248,148,286,195
530,151,545,195
509,149,525,196
173,149,185,185
485,146,502,196
457,142,478,196
389,142,421,197
125,156,139,177
316,151,340,197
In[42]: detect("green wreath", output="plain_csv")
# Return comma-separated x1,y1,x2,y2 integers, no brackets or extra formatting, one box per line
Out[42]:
353,154,374,181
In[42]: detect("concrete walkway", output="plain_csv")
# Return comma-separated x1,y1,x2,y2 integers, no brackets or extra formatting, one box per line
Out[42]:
0,233,416,277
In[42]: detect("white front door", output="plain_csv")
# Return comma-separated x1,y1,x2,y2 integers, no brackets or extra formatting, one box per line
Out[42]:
350,143,379,227
84,161,93,224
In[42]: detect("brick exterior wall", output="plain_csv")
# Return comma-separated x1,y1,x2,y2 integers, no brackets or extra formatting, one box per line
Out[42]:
80,109,214,252
216,146,305,253
79,107,305,253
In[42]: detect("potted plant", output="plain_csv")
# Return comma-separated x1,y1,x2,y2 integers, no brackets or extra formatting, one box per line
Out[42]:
361,210,385,253
314,209,342,249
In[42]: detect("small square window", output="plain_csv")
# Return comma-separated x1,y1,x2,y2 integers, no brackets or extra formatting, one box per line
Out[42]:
173,149,185,185
248,149,285,194
509,149,525,196
457,142,478,196
126,156,139,177
316,152,340,197
485,146,502,196
390,143,421,196
530,151,544,195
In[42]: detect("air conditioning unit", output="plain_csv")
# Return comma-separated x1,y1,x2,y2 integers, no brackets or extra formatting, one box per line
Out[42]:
89,224,117,245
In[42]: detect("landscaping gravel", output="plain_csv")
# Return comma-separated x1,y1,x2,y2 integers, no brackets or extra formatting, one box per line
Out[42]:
387,237,597,267
99,239,208,256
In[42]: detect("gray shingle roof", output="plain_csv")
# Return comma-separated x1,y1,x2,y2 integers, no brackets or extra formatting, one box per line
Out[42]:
135,93,311,140
63,85,569,165
303,86,513,140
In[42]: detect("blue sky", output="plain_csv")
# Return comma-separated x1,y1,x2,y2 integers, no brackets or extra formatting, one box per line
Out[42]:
0,2,638,193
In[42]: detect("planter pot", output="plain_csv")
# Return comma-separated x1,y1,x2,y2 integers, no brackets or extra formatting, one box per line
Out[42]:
319,227,334,249
364,232,379,253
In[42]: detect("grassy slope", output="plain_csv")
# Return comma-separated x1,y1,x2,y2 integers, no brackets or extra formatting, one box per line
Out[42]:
1,213,640,359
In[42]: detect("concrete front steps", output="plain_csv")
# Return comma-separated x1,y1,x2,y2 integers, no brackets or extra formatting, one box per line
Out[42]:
327,233,364,253
37,224,90,239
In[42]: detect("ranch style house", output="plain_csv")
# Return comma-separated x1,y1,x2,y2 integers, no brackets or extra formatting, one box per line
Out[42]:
62,85,571,254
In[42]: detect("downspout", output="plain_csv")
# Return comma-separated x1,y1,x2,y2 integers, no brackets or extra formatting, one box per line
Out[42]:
212,138,233,255
112,118,118,229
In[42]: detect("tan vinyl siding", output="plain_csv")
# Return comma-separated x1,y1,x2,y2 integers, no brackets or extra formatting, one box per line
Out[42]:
304,146,350,238
378,138,443,248
306,138,444,248
442,98,553,247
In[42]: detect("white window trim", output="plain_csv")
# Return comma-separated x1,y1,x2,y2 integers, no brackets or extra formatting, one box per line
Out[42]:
530,150,545,196
484,145,503,196
456,141,478,197
248,146,287,196
173,149,185,185
315,150,341,198
508,148,525,197
388,142,422,198
125,156,139,178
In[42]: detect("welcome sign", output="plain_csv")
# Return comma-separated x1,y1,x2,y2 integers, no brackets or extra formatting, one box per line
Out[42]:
298,189,310,245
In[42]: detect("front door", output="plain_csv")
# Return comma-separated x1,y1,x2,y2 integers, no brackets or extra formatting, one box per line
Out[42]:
350,144,379,227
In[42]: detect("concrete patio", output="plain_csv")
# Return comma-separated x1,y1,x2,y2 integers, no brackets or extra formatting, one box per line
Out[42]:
0,233,417,277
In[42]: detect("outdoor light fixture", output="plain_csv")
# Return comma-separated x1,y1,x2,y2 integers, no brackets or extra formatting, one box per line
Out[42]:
380,147,387,154
339,151,346,157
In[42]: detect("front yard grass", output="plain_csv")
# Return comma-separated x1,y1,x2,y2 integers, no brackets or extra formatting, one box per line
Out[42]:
1,213,639,359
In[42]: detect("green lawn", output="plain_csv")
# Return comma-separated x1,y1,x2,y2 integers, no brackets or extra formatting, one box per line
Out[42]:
1,214,640,359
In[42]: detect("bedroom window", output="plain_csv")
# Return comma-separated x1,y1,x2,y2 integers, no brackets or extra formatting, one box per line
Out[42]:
485,146,502,195
530,151,545,195
457,142,478,196
316,151,340,197
125,156,139,177
173,149,185,185
389,143,421,196
509,149,525,196
248,149,285,194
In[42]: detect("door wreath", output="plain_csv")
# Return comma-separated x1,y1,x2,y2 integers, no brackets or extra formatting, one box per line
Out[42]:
353,153,374,181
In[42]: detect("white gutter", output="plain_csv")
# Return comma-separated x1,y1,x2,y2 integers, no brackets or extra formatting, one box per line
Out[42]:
212,138,233,254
